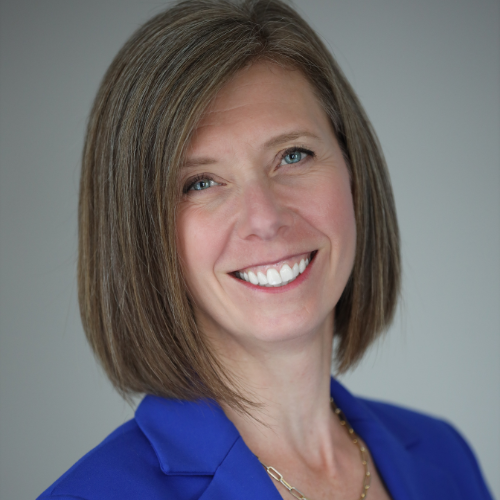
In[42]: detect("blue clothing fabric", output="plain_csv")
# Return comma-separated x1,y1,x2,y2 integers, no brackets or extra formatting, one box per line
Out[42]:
38,379,494,500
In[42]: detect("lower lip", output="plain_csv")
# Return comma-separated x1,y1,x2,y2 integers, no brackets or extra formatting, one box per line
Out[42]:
231,252,317,294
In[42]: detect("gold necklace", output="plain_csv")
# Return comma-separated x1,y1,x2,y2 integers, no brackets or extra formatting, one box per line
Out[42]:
258,398,371,500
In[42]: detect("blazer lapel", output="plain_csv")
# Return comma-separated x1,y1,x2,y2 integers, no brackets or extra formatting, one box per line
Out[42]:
331,379,465,500
136,395,282,500
198,436,282,500
353,418,463,500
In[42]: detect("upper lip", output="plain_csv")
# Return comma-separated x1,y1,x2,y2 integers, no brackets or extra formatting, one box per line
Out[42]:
230,250,315,273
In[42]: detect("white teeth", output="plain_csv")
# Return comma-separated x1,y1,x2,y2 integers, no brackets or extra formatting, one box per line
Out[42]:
279,264,294,283
248,271,259,285
257,271,268,285
299,259,306,273
267,268,282,286
236,253,314,287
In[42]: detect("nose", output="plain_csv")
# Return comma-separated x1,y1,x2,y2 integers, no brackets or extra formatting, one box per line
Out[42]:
236,180,293,241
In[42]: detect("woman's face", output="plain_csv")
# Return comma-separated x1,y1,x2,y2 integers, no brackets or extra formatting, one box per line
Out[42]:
177,62,356,350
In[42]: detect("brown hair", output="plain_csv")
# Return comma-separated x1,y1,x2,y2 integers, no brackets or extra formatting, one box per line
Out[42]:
78,0,400,410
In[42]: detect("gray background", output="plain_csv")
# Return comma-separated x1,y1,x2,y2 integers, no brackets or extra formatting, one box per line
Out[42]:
0,0,498,498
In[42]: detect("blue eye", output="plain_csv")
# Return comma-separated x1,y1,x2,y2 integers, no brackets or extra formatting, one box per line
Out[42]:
283,151,305,164
185,176,220,192
280,148,314,167
192,179,213,190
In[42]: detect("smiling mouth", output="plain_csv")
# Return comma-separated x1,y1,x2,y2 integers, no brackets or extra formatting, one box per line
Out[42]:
233,250,317,288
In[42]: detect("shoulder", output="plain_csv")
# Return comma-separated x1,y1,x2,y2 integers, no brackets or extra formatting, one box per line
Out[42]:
363,397,472,452
36,412,211,500
360,398,493,498
362,397,461,444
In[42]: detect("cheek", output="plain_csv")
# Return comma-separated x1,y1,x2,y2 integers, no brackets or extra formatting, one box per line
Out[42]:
176,204,229,297
296,170,356,254
324,184,356,252
305,173,357,302
330,193,357,276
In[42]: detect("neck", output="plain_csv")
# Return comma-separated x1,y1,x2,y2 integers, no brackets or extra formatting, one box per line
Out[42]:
214,315,339,468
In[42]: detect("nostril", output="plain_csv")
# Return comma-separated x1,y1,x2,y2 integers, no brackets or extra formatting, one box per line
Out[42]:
236,186,293,241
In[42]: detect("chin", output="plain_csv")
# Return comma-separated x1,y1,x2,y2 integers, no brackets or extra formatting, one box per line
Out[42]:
232,306,334,346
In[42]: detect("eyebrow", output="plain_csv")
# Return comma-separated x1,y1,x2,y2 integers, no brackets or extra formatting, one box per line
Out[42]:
263,130,320,149
182,130,320,169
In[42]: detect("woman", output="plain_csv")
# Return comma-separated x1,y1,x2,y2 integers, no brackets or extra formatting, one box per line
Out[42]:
38,0,493,499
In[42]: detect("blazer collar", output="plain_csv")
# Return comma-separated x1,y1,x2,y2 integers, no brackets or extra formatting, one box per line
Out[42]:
135,394,282,499
135,395,240,474
331,378,464,500
329,378,420,446
136,379,464,500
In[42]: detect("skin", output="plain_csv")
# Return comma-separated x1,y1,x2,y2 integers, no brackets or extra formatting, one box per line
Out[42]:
177,62,391,500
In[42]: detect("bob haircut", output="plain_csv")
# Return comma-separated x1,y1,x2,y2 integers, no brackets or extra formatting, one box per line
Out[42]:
79,0,400,410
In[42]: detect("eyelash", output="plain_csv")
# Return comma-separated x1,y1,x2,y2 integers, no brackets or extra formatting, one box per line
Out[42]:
183,173,217,193
183,146,315,193
279,146,315,166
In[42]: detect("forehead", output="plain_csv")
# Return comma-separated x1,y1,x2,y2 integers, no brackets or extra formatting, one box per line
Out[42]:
205,62,317,115
187,62,331,154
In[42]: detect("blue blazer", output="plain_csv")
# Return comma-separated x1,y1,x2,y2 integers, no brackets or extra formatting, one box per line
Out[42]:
38,379,493,500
